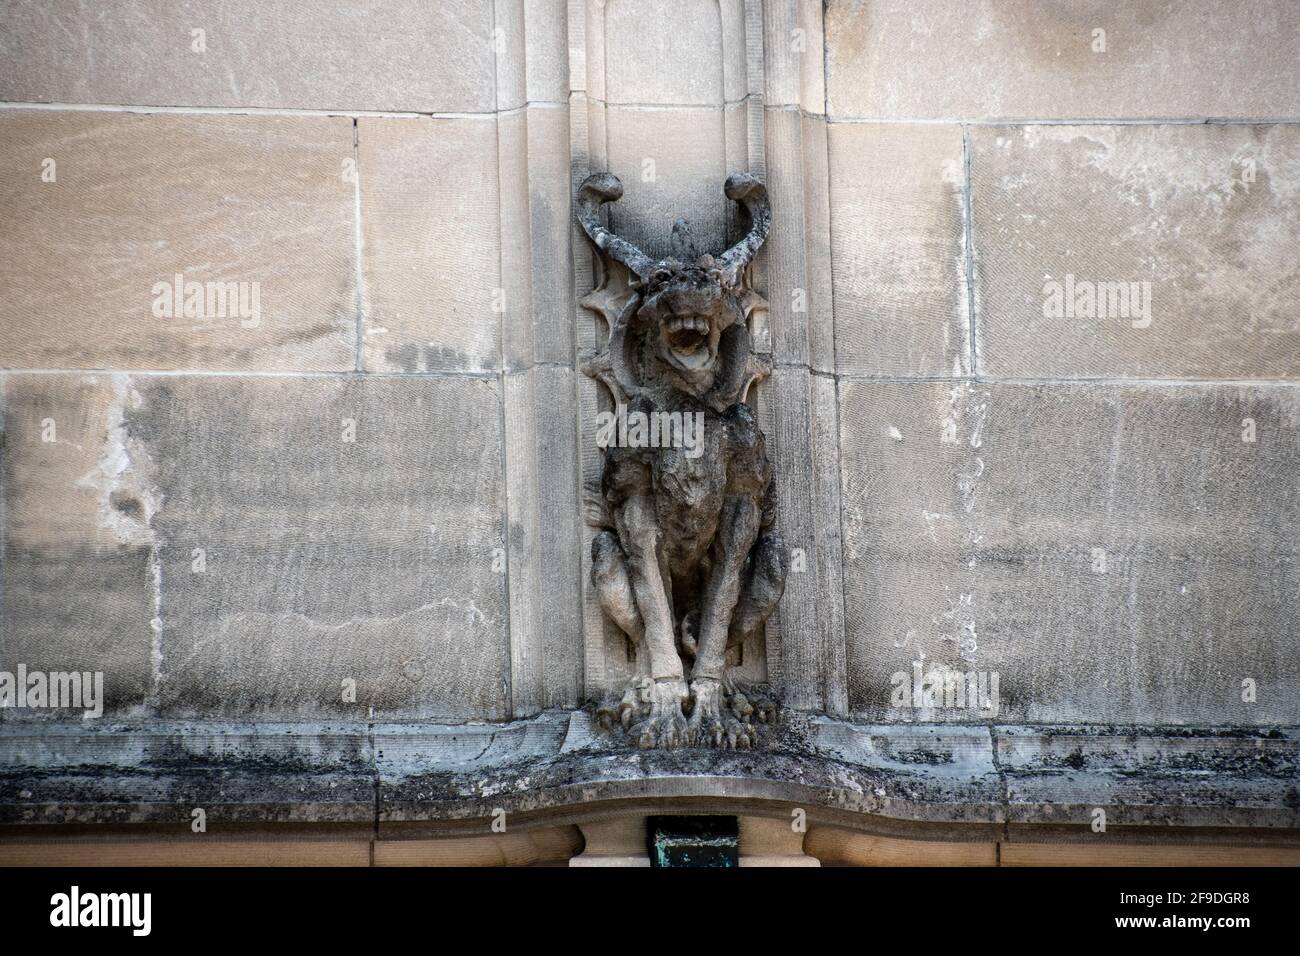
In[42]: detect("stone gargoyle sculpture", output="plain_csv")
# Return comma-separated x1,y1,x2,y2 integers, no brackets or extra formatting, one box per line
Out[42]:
577,171,787,750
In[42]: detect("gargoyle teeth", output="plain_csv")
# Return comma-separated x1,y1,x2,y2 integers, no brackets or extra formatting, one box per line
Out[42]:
667,316,709,334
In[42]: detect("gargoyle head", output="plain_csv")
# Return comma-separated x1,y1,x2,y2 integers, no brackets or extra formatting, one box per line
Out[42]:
577,172,770,398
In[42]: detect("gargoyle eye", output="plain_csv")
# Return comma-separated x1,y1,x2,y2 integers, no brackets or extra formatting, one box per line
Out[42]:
652,268,673,283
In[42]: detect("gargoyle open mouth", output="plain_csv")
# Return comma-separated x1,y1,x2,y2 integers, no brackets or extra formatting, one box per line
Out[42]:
664,315,712,369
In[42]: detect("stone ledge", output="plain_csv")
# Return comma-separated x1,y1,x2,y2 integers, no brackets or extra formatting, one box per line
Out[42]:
0,713,1295,838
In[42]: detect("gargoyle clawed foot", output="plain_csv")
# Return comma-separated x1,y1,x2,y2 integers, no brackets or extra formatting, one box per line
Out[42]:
632,678,690,749
595,676,778,750
687,678,751,750
596,677,690,749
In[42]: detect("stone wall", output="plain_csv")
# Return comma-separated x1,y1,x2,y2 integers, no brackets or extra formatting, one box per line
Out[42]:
1,0,1296,731
825,0,1299,725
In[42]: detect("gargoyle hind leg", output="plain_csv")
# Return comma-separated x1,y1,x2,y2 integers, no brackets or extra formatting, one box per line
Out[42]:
591,529,644,644
688,495,761,748
727,532,787,651
613,495,689,748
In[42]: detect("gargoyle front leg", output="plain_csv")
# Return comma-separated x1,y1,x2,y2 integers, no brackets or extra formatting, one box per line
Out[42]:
615,495,688,748
688,495,761,747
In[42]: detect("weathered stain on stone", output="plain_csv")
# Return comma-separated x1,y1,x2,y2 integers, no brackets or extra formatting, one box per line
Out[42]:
1,375,157,716
124,374,509,719
73,375,160,549
971,124,1300,379
840,381,1300,725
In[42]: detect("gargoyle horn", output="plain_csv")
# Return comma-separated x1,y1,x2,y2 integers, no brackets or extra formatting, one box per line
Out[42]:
575,173,656,283
715,172,771,289
578,171,772,288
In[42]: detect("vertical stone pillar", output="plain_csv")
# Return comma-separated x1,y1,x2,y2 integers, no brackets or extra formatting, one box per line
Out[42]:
497,0,584,716
756,0,848,714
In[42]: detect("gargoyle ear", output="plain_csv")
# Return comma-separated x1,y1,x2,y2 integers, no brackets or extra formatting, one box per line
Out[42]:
715,173,771,289
575,173,656,283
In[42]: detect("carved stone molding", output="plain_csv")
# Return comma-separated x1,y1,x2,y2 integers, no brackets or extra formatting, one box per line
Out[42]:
4,719,1295,838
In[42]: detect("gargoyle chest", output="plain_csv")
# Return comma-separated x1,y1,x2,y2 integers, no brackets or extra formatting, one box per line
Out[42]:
652,442,728,519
